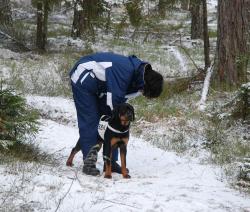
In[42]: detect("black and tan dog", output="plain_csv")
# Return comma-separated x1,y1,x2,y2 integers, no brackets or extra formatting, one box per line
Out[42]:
66,103,135,179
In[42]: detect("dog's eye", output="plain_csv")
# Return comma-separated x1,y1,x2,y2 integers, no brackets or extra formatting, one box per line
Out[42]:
120,118,129,122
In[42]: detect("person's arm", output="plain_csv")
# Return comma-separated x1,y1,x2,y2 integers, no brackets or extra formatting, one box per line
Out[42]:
105,69,130,110
106,86,127,111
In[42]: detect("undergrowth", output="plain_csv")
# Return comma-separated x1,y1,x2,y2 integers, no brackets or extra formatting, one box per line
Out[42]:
0,141,58,166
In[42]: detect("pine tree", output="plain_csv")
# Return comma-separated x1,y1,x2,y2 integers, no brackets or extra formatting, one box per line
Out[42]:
0,85,39,149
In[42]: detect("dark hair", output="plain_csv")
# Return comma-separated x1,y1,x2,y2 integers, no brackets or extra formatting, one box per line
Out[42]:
143,64,163,98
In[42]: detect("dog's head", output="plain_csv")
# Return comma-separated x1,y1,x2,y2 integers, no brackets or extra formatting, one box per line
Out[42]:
112,103,135,127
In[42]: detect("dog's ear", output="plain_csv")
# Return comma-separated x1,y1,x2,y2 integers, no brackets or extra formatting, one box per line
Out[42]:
111,105,120,121
126,103,135,121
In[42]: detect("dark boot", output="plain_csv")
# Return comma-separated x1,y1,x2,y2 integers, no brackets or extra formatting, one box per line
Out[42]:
82,144,100,176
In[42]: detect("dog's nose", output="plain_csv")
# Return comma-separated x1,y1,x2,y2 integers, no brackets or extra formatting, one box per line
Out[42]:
120,116,130,126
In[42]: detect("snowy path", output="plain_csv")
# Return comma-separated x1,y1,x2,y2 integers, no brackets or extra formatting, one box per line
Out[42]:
21,119,249,212
1,96,250,212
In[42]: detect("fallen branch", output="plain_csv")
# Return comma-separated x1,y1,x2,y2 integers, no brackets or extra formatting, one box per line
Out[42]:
0,29,32,51
178,45,201,72
197,62,215,111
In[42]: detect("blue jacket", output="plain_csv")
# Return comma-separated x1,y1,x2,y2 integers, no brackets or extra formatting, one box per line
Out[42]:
70,52,147,110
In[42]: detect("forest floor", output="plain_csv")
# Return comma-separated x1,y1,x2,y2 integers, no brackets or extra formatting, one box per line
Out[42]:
0,96,250,212
0,0,250,211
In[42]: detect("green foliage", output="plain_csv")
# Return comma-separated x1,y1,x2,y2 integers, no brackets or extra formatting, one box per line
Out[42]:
125,0,143,28
159,79,190,100
113,16,128,39
208,30,217,38
158,0,182,17
130,82,189,122
236,53,249,83
31,0,62,9
210,83,250,120
205,101,250,166
207,125,250,166
1,141,56,164
231,84,250,120
47,24,71,37
0,85,39,148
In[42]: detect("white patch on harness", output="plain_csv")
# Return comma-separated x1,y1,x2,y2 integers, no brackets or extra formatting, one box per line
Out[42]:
107,124,129,134
98,118,108,140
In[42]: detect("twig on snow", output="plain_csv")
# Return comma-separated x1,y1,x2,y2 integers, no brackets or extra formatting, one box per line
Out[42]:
98,198,141,209
0,178,18,207
54,170,76,212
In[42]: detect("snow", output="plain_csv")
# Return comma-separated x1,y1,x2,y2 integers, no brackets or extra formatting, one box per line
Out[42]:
47,36,86,52
1,0,250,211
26,95,77,127
0,48,21,60
1,96,250,211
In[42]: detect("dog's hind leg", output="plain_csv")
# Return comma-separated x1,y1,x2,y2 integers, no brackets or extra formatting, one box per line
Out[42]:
66,139,81,166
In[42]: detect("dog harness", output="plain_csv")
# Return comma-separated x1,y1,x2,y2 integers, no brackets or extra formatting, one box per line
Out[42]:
98,115,129,140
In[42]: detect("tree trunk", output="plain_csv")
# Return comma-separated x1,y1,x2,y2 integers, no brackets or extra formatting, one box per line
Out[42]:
158,0,167,18
43,0,49,49
105,3,111,34
202,0,210,70
0,0,13,26
71,0,83,38
36,0,49,50
71,0,103,39
181,0,190,10
36,0,44,49
217,0,248,86
190,0,203,39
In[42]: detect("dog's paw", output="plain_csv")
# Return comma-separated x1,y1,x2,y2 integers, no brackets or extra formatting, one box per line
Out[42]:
104,175,112,179
123,174,131,179
66,161,73,167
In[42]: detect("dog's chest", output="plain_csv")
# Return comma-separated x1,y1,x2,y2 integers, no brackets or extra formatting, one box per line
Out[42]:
98,115,130,141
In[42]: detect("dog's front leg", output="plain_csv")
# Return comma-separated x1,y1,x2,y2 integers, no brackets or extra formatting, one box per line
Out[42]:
104,143,112,179
120,139,130,179
104,160,112,179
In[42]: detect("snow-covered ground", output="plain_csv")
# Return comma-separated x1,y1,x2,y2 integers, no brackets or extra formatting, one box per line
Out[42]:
1,96,250,212
1,0,250,211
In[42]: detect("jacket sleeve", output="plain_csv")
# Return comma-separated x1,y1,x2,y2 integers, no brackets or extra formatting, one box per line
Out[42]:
105,55,146,110
106,69,129,110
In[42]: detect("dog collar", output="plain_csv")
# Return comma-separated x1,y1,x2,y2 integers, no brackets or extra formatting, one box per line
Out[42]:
107,124,129,134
